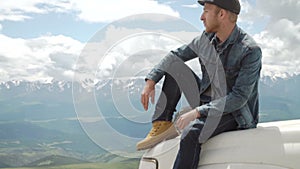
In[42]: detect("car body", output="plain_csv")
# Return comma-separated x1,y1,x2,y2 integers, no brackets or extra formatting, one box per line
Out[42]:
139,119,300,169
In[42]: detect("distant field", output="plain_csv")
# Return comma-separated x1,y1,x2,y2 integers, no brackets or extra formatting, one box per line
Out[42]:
1,161,139,169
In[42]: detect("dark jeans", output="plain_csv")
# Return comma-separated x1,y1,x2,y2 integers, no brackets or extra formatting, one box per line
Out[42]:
152,67,238,169
152,68,202,122
172,115,237,169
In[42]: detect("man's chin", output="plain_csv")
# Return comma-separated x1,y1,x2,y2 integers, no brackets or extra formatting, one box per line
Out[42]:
205,29,215,33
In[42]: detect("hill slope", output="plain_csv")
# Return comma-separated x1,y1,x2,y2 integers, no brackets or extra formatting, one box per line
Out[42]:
25,155,88,167
0,161,10,168
1,160,139,169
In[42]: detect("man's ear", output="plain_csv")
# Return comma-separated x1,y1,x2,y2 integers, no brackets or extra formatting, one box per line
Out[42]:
219,9,226,18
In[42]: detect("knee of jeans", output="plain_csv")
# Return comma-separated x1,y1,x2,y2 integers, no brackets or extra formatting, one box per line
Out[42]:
180,119,204,144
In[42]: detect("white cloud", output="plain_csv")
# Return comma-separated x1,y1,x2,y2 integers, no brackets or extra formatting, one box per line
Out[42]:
254,19,300,77
238,0,258,26
240,0,300,78
0,0,73,21
71,0,179,23
1,0,299,83
0,21,198,83
182,4,199,9
256,0,300,23
0,0,179,23
0,34,83,82
74,25,199,85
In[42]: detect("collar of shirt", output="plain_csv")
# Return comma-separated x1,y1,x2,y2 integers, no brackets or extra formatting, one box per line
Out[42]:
210,25,239,53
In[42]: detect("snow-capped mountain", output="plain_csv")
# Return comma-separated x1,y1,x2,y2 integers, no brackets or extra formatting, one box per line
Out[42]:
0,74,299,122
0,74,299,167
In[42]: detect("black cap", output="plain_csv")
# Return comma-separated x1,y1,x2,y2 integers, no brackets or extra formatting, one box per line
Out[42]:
198,0,241,14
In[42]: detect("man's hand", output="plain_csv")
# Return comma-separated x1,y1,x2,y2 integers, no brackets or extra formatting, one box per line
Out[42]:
141,80,156,111
176,109,200,130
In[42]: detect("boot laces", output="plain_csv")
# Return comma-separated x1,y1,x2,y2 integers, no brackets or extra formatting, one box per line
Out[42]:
149,122,162,136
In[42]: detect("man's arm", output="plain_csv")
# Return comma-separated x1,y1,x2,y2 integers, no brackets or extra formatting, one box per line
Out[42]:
142,37,200,110
146,38,200,83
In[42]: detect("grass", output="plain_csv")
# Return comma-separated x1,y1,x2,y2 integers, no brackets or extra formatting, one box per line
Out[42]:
1,161,140,169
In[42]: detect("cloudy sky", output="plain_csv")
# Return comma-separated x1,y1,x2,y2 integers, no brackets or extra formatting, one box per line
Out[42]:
0,0,299,83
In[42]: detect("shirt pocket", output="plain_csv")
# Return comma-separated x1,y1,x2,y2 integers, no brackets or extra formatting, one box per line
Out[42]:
224,66,239,87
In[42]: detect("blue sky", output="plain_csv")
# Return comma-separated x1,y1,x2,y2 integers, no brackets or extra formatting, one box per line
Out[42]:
1,0,202,42
0,0,299,83
0,0,262,42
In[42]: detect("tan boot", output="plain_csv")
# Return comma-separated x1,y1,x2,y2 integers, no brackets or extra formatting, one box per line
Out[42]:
136,121,178,151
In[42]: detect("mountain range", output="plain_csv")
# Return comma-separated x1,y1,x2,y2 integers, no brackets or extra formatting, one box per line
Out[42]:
0,75,299,167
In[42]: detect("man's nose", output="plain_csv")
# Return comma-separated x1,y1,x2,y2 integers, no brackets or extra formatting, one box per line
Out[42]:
200,13,204,21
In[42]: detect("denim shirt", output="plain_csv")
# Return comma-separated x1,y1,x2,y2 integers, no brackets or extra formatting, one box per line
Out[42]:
146,25,262,129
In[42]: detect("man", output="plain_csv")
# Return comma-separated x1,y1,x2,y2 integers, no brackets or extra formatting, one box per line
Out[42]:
137,0,262,168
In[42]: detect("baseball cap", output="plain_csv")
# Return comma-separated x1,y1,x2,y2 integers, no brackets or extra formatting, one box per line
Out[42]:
198,0,241,14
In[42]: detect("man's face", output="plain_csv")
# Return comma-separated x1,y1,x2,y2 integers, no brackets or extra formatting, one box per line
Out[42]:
200,3,221,33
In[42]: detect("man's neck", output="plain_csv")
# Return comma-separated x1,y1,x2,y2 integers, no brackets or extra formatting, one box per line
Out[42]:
216,23,236,43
